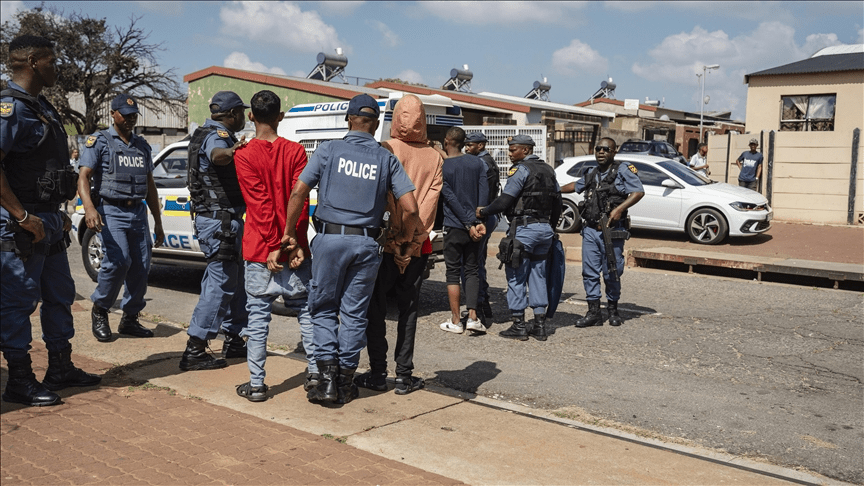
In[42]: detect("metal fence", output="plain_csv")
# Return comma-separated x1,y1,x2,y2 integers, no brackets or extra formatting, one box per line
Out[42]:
461,125,548,181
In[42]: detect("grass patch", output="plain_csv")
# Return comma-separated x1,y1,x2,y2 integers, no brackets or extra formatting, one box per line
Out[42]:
321,434,348,444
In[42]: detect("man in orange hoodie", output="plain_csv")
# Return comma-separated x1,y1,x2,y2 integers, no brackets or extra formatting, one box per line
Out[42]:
355,95,443,395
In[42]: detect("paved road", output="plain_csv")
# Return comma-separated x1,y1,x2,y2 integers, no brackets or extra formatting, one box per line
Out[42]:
66,241,863,483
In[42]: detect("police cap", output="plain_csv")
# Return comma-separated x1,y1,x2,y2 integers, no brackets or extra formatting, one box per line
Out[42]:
465,132,487,143
210,91,249,114
110,94,140,115
507,134,535,146
345,94,380,121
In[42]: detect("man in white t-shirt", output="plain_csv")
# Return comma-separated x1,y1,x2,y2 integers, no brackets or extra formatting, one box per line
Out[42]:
689,143,709,176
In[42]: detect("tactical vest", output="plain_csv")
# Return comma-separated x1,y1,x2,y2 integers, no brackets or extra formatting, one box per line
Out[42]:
1,89,76,205
480,152,501,204
97,130,149,200
506,159,559,220
580,163,628,224
314,139,391,228
187,126,245,212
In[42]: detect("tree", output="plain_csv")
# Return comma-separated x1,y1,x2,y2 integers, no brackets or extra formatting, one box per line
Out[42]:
0,5,185,134
372,78,428,88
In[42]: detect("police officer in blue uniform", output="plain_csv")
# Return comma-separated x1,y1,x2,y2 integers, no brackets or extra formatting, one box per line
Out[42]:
79,94,165,343
278,94,421,405
477,134,561,341
464,131,500,320
567,137,644,327
181,91,249,371
1,35,101,407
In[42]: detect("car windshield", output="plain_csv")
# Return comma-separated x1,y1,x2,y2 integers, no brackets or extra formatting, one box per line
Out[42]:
153,149,188,180
658,160,713,186
620,142,650,153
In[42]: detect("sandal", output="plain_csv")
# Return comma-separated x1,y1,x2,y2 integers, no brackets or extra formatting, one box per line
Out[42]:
353,371,388,391
236,382,268,402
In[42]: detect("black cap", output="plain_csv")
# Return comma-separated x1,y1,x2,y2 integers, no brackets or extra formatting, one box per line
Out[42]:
507,134,535,146
210,91,249,114
345,94,380,121
111,94,139,115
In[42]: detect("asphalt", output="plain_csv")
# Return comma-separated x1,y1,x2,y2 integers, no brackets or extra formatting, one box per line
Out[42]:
1,220,861,485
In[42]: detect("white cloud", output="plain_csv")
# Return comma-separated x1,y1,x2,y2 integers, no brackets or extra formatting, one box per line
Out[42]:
396,69,424,84
0,1,25,24
368,20,399,47
552,39,609,76
418,1,587,25
220,2,348,54
291,69,308,78
314,1,365,16
223,52,287,75
604,1,796,24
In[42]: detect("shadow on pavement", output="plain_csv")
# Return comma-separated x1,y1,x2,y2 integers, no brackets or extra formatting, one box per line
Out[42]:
431,360,501,394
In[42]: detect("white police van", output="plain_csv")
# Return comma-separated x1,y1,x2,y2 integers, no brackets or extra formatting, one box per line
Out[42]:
72,91,463,281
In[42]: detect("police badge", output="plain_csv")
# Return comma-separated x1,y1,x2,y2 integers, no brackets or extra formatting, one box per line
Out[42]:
627,164,638,174
85,135,98,148
0,102,13,117
216,130,230,138
126,98,135,105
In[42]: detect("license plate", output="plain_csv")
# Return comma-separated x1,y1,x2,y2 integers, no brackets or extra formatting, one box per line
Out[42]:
766,212,773,221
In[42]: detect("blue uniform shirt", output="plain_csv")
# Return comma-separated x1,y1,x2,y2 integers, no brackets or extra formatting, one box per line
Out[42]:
0,81,65,158
300,130,414,228
502,155,561,198
79,126,153,198
574,160,643,196
198,119,235,173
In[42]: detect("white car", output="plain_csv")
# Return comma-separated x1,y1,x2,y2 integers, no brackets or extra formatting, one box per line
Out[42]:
554,154,772,245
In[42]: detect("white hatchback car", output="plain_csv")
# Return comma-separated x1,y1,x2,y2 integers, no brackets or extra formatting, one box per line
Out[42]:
554,154,773,245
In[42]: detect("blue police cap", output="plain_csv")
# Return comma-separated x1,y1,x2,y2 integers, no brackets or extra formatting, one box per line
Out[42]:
210,91,249,114
111,94,139,115
345,94,380,121
508,134,535,146
465,132,487,143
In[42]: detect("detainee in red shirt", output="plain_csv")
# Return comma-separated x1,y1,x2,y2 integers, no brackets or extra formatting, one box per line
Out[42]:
233,90,315,402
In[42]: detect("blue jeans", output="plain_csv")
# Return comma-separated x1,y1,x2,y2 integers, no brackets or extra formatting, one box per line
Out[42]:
243,260,314,387
581,226,625,301
91,202,152,314
504,222,553,316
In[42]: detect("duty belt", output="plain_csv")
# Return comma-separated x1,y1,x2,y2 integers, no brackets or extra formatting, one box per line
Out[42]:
0,238,68,256
512,216,550,226
316,222,381,239
102,197,143,208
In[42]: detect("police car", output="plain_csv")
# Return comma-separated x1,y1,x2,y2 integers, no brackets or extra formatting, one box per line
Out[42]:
555,154,772,245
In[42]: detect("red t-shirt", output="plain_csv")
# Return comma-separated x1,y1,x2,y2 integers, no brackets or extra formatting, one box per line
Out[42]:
234,137,310,263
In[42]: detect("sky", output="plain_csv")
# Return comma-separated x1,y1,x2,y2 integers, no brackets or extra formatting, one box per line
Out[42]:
2,1,862,121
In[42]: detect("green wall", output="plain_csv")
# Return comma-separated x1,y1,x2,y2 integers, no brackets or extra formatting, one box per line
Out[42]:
187,75,342,126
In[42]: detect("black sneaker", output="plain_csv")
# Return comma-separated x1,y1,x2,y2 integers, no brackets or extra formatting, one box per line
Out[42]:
353,371,387,391
394,376,424,395
236,382,268,402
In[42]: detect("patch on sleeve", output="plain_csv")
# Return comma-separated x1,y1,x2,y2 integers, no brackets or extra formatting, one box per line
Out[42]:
0,102,13,117
507,166,519,177
627,164,638,174
85,135,98,148
216,129,230,138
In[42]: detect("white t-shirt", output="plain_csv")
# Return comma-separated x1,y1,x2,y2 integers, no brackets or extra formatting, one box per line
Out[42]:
689,153,708,176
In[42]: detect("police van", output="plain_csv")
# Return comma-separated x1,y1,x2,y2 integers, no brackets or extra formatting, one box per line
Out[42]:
72,91,464,281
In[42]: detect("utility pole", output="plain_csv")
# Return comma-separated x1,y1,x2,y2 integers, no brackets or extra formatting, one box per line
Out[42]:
699,64,720,142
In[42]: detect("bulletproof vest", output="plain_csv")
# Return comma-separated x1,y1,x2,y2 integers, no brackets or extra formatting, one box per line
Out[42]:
581,163,628,224
1,89,75,204
97,131,149,200
506,158,559,220
314,139,391,227
187,126,245,212
480,152,500,203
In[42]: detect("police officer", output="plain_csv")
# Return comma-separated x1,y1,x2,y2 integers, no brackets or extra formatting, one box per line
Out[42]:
79,94,165,343
1,35,100,407
476,134,561,341
464,131,500,320
181,91,250,371
566,137,644,327
277,94,421,405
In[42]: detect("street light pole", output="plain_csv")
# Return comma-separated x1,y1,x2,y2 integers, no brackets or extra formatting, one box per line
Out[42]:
699,64,720,143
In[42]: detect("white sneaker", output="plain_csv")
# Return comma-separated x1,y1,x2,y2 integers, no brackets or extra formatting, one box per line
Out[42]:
465,318,485,333
440,319,464,334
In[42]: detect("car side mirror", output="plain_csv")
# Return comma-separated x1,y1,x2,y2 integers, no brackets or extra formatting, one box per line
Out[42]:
661,179,682,189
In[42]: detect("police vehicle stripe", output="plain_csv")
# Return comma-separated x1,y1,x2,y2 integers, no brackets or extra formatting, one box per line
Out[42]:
288,106,315,113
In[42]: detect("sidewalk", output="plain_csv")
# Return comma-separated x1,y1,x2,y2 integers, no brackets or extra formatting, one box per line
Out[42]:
1,300,844,485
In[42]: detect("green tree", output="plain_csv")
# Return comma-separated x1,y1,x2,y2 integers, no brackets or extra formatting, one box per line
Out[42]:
1,5,185,134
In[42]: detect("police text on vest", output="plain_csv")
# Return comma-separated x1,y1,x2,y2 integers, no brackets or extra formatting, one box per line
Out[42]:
118,155,145,167
338,157,377,180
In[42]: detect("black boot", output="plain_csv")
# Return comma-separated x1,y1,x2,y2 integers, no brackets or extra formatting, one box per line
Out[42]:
608,301,624,327
308,359,339,402
499,315,529,341
42,345,102,391
222,332,247,359
336,367,359,404
528,314,548,341
91,305,112,342
2,353,61,407
179,336,227,371
118,312,154,338
575,300,604,327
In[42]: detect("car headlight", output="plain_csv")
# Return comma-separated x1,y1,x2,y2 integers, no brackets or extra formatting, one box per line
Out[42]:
729,201,768,211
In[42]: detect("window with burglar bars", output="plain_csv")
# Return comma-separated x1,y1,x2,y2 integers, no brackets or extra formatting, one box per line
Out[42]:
461,126,547,181
779,94,836,132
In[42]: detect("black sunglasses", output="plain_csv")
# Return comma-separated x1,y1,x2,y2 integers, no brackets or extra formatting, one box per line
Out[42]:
595,146,614,153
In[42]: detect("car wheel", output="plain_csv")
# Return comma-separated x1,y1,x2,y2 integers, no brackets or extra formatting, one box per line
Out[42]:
81,228,103,282
556,200,580,233
686,208,728,245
